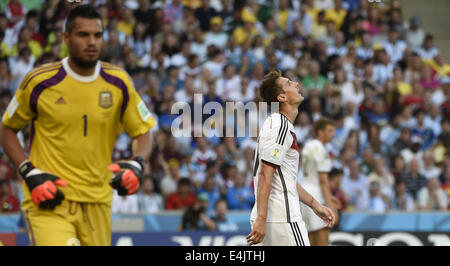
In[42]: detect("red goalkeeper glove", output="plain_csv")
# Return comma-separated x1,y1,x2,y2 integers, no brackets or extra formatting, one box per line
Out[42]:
108,156,144,196
18,160,67,210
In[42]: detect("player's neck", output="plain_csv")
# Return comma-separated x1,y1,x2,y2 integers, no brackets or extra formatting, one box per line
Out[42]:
317,136,327,145
67,57,96,76
279,106,298,125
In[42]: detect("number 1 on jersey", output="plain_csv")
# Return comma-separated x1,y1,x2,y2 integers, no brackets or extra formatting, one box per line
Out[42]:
82,114,87,136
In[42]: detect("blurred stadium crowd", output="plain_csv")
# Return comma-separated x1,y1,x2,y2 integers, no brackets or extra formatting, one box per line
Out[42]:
0,0,449,223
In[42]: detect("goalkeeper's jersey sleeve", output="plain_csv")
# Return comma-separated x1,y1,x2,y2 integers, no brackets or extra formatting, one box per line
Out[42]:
2,58,156,208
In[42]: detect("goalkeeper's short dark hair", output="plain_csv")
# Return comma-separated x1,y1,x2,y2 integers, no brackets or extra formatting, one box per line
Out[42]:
65,4,103,33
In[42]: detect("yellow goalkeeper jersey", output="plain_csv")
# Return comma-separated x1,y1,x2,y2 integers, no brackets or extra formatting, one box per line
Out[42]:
2,57,156,209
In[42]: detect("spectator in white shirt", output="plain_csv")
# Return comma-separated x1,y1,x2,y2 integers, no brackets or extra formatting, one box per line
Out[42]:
404,16,425,51
137,177,164,213
112,190,139,214
416,34,440,60
341,160,370,211
372,20,389,45
430,75,446,106
314,0,335,10
127,21,152,59
191,136,217,172
159,158,182,198
239,75,255,102
0,13,16,50
390,178,416,211
380,114,402,149
417,178,448,211
398,105,417,129
334,68,356,104
204,16,229,49
356,32,374,61
420,150,441,180
373,49,394,86
368,156,395,201
247,61,264,98
343,101,359,132
286,3,313,35
326,31,348,57
179,54,201,81
368,181,388,213
215,64,241,101
341,76,364,107
10,46,34,93
383,27,406,63
400,135,424,167
280,41,300,71
202,48,226,79
190,28,208,61
174,77,196,103
424,104,442,137
170,40,191,67
317,20,336,47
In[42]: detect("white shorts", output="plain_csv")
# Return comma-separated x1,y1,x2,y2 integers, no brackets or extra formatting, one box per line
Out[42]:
300,202,326,233
250,221,310,246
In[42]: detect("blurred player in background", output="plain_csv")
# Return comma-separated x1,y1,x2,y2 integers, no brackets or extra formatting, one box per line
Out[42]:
0,4,155,246
247,70,336,246
300,117,340,246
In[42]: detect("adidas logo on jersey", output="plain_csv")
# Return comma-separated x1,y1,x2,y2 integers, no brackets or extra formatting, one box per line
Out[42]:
55,97,66,104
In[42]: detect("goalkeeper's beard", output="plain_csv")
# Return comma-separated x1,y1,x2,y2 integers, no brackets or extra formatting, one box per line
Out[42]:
71,54,99,69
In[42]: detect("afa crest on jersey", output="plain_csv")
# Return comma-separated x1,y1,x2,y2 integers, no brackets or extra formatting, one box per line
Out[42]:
99,91,113,109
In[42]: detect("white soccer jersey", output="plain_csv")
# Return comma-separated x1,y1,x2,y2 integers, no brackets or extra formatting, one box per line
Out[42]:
250,113,303,223
300,139,332,204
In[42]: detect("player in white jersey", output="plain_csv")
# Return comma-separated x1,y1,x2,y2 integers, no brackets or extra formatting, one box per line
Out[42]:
247,70,336,246
300,117,340,246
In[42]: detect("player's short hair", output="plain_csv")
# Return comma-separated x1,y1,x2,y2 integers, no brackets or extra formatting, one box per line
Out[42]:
25,10,39,21
314,117,336,135
329,168,343,179
178,177,191,187
65,4,103,33
258,70,284,103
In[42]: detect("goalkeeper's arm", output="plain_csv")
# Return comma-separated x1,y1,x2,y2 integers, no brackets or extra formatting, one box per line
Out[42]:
131,130,153,163
0,123,28,168
109,130,153,195
1,123,67,210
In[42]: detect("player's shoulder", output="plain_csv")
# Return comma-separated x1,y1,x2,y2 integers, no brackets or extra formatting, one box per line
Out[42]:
19,61,63,90
305,138,319,145
100,61,129,77
261,113,292,142
303,139,323,150
100,61,133,87
263,113,289,130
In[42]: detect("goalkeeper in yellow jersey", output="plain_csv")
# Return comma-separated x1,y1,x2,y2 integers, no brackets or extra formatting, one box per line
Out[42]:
0,4,156,246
